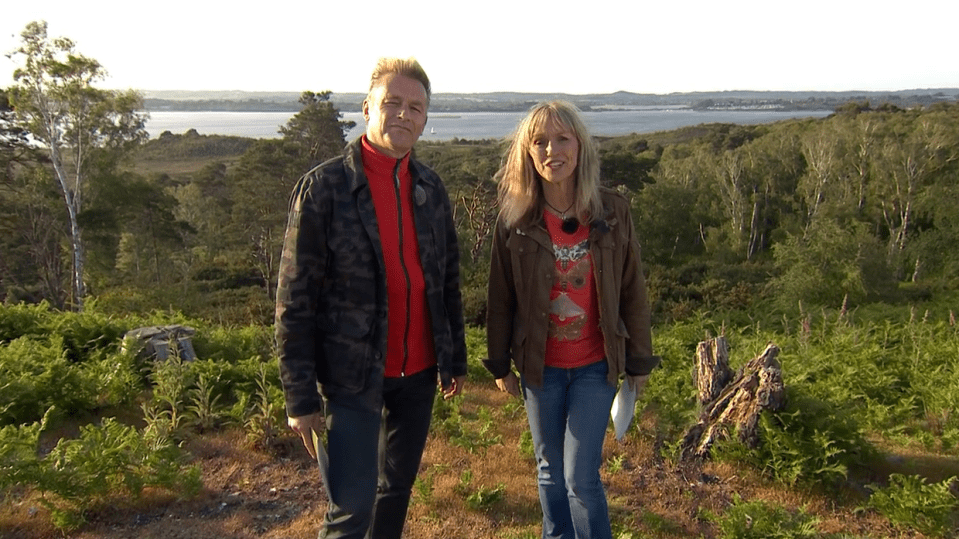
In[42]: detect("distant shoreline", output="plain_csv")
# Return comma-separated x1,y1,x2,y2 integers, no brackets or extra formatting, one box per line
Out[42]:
144,109,837,141
140,89,959,114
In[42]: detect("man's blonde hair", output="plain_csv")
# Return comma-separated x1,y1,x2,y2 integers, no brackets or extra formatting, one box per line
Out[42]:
368,57,431,101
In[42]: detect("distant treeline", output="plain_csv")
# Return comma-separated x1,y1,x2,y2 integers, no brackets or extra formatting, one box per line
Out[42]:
142,89,959,113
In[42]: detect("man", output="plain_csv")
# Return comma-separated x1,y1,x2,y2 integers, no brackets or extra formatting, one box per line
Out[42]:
275,57,467,539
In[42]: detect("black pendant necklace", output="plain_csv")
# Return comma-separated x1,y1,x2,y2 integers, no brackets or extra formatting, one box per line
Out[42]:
545,199,579,234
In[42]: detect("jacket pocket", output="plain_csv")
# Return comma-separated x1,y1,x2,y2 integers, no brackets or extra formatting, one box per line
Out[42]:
316,310,375,392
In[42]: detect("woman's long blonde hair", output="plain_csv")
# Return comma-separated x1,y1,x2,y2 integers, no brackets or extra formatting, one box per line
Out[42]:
495,101,603,227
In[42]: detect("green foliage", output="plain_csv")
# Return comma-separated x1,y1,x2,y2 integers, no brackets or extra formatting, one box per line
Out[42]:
412,467,439,505
0,336,100,425
191,322,273,363
632,508,682,536
706,497,820,539
715,394,877,487
142,353,192,444
278,90,355,169
186,371,223,432
599,145,657,191
771,218,891,308
0,412,200,532
518,429,534,459
456,469,505,511
431,396,502,454
242,360,285,448
630,319,705,440
865,474,959,537
465,325,493,383
136,130,255,160
0,300,281,437
0,301,127,360
0,302,294,532
605,454,626,474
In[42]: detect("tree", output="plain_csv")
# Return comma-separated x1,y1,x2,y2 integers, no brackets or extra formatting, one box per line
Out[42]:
0,90,31,172
872,112,959,279
8,21,147,310
0,165,70,306
771,217,889,308
225,93,354,301
0,89,67,305
86,171,188,286
599,145,657,192
278,91,355,170
229,139,305,300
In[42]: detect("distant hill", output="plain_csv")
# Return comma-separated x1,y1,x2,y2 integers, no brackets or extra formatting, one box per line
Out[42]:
141,89,959,113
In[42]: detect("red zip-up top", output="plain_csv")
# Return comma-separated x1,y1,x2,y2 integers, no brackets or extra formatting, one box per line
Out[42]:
361,136,437,378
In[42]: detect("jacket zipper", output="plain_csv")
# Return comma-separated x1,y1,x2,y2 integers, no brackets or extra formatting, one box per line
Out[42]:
393,159,412,376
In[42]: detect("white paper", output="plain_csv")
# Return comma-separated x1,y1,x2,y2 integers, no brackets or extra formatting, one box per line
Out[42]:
610,379,637,441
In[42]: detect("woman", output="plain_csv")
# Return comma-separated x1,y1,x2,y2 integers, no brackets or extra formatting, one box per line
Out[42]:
483,101,659,539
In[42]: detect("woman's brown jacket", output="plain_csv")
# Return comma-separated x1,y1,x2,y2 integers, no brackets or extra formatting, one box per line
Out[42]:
484,188,660,388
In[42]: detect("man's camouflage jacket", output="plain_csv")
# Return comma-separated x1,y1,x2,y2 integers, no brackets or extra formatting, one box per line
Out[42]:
275,138,468,416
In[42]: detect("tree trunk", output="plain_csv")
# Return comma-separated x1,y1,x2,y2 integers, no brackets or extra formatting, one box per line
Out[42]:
694,337,733,405
67,207,86,311
48,135,86,311
680,339,786,461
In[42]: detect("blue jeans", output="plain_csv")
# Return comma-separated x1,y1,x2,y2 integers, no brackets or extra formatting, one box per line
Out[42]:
320,367,436,539
523,360,617,539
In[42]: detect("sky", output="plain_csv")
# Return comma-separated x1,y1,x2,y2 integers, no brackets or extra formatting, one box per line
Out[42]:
2,0,957,96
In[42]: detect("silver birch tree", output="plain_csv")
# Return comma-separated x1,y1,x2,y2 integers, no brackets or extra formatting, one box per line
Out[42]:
8,21,147,310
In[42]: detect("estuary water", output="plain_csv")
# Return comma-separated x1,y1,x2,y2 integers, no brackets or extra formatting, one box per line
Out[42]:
145,108,833,141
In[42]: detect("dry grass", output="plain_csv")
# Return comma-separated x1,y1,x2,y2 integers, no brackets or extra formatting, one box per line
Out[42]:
0,383,941,539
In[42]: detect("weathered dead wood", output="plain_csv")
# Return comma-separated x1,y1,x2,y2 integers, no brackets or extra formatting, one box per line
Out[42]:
694,337,733,405
680,339,786,461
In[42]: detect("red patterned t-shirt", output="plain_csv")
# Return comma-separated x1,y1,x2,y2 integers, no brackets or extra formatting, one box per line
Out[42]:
543,211,605,368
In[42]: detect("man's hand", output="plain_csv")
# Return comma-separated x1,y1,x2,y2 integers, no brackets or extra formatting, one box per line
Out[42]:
442,375,467,400
495,371,521,398
288,412,325,459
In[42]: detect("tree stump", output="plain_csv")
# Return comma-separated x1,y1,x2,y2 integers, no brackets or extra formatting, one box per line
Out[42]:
680,338,786,461
694,337,734,405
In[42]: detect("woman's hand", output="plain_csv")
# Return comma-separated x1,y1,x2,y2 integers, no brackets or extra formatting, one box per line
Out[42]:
495,371,521,398
626,374,651,394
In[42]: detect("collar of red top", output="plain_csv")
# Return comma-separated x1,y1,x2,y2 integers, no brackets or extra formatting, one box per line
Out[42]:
361,135,411,177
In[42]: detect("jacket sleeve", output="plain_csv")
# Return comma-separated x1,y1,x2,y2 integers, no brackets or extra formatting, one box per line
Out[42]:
619,203,661,376
275,174,327,418
483,218,517,379
440,184,469,381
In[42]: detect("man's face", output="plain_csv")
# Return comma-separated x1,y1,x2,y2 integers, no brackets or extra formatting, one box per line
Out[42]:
363,74,428,158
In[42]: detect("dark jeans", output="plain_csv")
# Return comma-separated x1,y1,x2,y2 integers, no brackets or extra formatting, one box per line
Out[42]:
320,367,437,539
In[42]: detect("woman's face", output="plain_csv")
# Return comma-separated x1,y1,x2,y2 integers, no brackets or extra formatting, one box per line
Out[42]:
528,117,579,187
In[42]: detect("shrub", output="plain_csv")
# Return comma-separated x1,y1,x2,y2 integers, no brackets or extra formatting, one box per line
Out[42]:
0,337,99,425
0,411,201,531
866,474,959,537
716,392,878,487
707,496,820,539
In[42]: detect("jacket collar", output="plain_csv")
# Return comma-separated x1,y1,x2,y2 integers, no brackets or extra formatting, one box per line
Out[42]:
343,136,437,194
514,201,618,247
